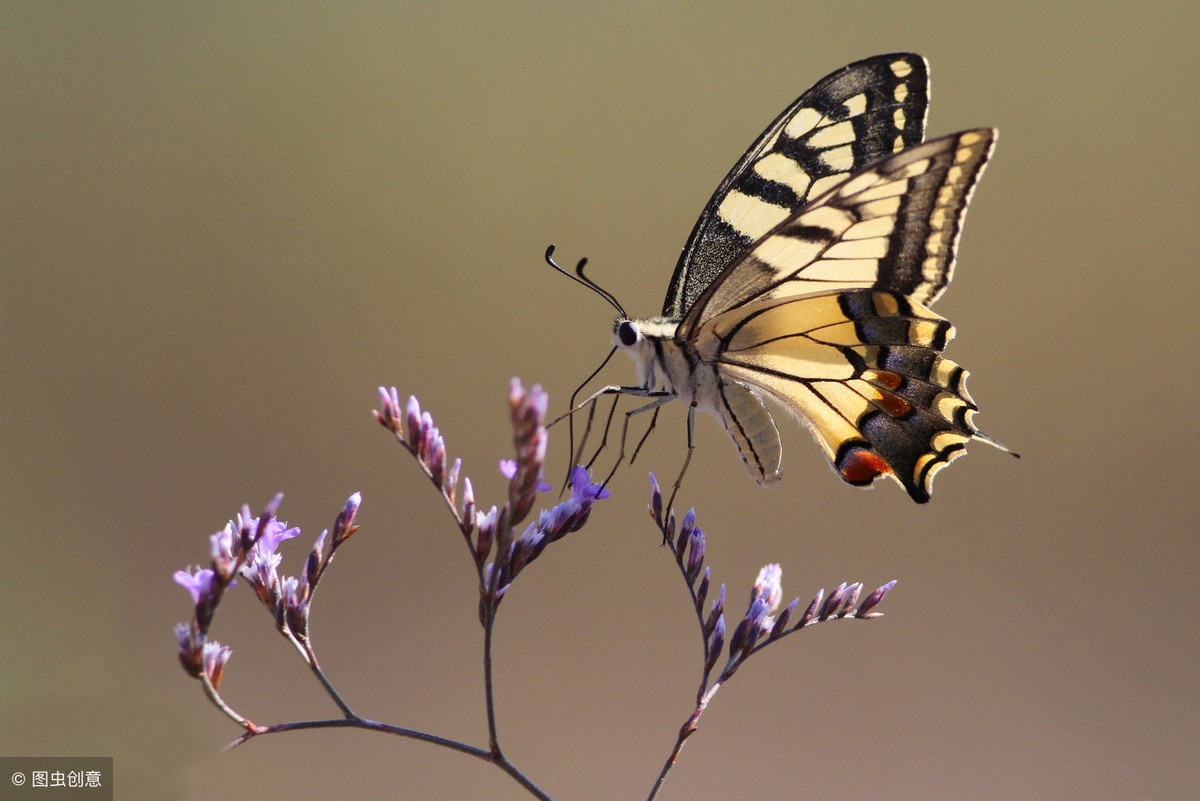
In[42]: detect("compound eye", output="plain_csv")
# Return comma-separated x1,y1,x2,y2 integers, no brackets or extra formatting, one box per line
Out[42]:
616,321,639,347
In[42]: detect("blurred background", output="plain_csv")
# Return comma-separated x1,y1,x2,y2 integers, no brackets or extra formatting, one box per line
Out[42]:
3,3,1196,799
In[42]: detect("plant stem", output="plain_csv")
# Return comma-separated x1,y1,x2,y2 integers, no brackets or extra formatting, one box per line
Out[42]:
223,717,554,801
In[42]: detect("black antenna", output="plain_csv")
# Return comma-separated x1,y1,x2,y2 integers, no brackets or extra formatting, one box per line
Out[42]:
545,245,627,318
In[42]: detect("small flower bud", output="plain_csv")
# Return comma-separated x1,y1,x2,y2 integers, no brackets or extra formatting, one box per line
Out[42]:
856,580,897,618
836,582,862,618
739,598,769,657
375,386,402,431
175,622,205,678
418,415,436,460
306,530,327,587
332,493,361,547
405,396,422,448
695,567,710,612
706,615,726,672
678,509,695,556
728,616,749,658
771,598,799,639
648,473,663,524
819,583,849,621
798,590,822,628
705,584,726,635
447,458,462,504
462,477,476,526
202,641,232,690
685,528,705,584
237,505,255,550
209,523,238,582
492,504,512,551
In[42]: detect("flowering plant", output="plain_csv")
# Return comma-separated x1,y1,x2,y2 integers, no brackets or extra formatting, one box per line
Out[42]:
174,378,894,800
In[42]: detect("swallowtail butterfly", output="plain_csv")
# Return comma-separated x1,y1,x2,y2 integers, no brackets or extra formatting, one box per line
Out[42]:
553,53,1002,503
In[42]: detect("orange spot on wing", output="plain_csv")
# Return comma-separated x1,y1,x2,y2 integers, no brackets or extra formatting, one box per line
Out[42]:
877,391,912,418
839,447,891,485
870,370,903,390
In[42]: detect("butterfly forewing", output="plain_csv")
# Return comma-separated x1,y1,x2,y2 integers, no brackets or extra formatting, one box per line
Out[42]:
664,53,930,319
682,129,996,334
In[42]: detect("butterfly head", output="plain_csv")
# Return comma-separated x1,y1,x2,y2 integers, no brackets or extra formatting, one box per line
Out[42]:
613,317,653,388
613,316,679,391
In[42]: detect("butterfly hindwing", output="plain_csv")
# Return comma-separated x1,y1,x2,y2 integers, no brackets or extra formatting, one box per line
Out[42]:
663,53,931,319
698,289,977,502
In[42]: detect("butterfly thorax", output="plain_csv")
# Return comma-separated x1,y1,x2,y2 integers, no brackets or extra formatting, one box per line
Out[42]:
614,315,719,409
613,312,784,488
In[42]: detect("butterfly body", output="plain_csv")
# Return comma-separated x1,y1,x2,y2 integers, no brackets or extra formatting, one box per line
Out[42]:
577,54,997,503
612,312,785,486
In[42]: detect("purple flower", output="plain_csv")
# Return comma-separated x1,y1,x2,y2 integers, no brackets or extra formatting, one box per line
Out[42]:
254,518,301,557
568,466,609,502
481,466,610,609
238,518,298,605
175,567,220,605
532,467,609,541
751,564,783,613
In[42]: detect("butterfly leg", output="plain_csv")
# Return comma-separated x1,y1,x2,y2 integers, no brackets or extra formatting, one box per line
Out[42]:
602,393,675,488
558,393,609,498
628,407,661,466
552,385,672,491
582,395,621,473
664,404,697,513
558,394,613,498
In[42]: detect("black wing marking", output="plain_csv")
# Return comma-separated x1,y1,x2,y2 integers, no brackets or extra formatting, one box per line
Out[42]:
662,53,930,320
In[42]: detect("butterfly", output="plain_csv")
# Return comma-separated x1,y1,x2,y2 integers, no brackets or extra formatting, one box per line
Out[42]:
551,53,1003,504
